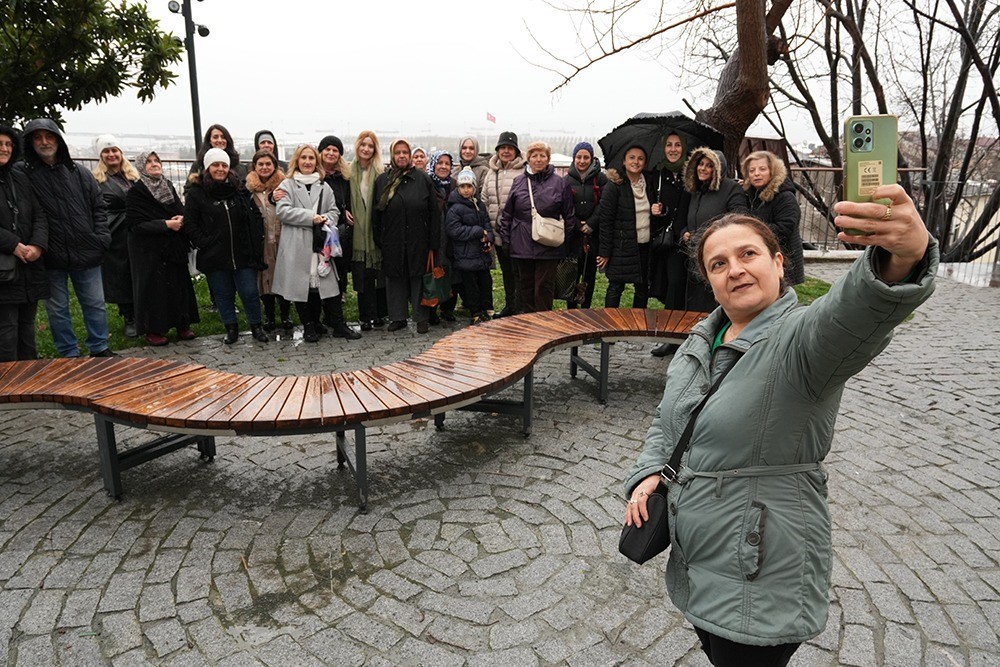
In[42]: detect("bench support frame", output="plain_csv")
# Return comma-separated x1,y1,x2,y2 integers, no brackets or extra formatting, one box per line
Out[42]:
94,414,215,500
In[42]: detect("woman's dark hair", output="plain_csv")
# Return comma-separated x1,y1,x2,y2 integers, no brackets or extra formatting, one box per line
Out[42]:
199,124,240,167
251,149,276,169
691,213,787,292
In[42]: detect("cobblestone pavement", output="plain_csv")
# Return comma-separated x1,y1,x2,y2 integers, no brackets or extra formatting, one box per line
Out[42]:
1,263,998,666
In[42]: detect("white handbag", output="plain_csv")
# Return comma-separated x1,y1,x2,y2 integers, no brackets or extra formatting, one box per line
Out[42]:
527,178,565,248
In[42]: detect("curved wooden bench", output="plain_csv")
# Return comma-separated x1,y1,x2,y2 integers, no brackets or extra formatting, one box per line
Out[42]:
0,308,705,508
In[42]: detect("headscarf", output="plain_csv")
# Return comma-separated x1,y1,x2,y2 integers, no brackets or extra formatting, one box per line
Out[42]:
134,151,175,205
376,138,412,211
458,136,480,167
427,150,453,189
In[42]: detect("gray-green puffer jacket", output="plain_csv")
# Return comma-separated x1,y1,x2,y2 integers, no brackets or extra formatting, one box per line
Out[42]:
625,240,938,645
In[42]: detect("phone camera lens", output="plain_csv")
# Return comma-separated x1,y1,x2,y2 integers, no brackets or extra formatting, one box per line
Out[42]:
865,137,872,144
853,123,865,134
853,137,865,149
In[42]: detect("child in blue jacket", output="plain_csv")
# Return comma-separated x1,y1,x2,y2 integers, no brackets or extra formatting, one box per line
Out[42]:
445,169,494,324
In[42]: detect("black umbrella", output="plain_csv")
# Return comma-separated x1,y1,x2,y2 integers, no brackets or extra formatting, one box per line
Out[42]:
598,111,724,171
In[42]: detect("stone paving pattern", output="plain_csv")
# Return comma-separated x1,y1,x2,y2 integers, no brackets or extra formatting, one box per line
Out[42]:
0,262,998,666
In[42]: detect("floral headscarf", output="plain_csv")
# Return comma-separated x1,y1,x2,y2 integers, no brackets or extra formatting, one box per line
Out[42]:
427,150,453,189
134,151,175,204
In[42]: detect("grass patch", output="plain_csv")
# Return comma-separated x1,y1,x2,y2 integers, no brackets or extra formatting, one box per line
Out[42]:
32,269,833,358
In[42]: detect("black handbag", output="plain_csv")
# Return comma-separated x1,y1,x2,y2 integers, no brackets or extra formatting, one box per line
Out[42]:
619,356,741,564
554,256,579,301
650,222,674,253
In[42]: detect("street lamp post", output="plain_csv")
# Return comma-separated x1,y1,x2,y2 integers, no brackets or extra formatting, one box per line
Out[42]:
168,0,209,156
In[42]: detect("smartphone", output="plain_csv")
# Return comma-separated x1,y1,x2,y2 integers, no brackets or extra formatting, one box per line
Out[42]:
843,114,898,234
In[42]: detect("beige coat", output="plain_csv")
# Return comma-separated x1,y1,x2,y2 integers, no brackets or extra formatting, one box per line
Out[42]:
481,153,525,247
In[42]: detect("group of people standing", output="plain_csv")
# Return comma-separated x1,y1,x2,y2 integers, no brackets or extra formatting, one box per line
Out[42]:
0,119,805,360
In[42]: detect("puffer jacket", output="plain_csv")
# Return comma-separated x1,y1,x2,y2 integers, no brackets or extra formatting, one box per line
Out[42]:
682,147,745,237
626,240,938,645
745,160,805,285
17,118,110,270
183,175,264,273
0,124,49,304
445,189,493,272
596,169,658,283
499,165,578,261
481,153,525,245
565,158,608,252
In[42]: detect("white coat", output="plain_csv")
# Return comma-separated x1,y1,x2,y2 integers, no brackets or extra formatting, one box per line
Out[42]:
272,177,341,302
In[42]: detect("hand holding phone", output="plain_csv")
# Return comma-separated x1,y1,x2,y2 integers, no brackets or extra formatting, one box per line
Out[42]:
843,115,898,236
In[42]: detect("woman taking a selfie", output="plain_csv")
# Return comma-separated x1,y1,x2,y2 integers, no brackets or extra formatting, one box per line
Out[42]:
624,185,936,666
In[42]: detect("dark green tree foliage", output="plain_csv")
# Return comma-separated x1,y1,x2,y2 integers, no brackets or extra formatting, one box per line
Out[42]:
0,0,182,124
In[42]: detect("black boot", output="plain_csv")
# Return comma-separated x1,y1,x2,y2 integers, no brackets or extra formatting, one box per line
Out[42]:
303,322,320,343
251,324,269,343
650,343,679,357
223,324,239,345
332,322,362,340
262,295,277,331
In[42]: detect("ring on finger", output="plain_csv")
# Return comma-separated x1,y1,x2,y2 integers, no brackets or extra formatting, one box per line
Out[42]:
638,490,648,497
628,499,638,505
881,204,892,221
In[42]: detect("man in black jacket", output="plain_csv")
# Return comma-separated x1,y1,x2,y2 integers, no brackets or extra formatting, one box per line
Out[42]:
18,119,115,357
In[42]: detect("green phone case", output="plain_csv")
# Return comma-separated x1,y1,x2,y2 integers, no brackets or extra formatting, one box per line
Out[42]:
843,115,897,235
844,114,897,203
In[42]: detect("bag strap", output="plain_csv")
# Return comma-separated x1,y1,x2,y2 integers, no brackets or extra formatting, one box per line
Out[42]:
526,177,537,213
661,351,743,481
426,250,435,272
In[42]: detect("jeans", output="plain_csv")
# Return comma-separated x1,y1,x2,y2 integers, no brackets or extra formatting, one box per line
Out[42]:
44,266,109,357
205,268,262,327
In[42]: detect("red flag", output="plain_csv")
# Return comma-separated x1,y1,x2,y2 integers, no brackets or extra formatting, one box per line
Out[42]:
486,112,496,124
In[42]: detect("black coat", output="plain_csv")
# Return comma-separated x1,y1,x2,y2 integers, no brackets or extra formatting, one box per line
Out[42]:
746,181,805,285
183,177,264,273
564,160,607,253
324,171,353,259
648,168,690,307
98,174,135,304
126,180,199,334
444,189,493,272
597,172,658,284
0,167,50,304
372,169,441,279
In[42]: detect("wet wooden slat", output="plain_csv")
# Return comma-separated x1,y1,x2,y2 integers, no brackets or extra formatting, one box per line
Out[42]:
153,374,260,428
339,372,394,422
351,370,416,416
273,376,312,428
136,374,256,428
330,373,370,424
394,360,482,396
224,377,289,432
371,364,454,408
168,375,272,429
248,377,299,432
0,360,66,401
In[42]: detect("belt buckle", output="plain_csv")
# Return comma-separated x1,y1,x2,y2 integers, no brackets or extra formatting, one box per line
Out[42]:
660,465,677,483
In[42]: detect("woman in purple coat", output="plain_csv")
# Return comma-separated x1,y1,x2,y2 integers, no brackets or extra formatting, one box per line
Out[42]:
498,142,577,312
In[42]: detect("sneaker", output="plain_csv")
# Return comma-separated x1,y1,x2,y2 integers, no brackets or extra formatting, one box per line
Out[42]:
123,319,138,338
387,320,407,332
91,347,118,357
416,321,430,334
145,333,169,347
360,321,373,331
479,312,492,322
177,328,197,341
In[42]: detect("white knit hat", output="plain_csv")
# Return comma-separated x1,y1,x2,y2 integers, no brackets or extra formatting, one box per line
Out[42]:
203,147,230,169
93,134,119,155
457,168,477,187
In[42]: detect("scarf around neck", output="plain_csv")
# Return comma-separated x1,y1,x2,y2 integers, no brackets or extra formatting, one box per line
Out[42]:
376,166,411,211
293,171,321,186
350,161,381,268
245,168,286,193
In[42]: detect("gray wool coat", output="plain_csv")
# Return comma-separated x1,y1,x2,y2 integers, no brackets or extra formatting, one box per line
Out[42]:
272,177,341,302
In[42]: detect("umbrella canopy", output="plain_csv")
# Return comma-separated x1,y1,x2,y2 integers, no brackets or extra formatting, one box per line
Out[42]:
598,111,724,172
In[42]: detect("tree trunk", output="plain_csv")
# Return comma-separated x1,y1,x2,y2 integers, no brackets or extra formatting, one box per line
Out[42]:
696,0,794,171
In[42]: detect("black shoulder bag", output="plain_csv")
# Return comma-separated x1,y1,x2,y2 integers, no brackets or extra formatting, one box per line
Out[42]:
619,354,742,564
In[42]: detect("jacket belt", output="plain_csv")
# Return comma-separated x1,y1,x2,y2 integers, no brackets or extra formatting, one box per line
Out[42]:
677,462,823,497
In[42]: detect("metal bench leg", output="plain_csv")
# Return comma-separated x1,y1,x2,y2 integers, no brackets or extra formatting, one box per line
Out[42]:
569,345,579,377
434,413,445,430
197,436,216,462
522,369,533,437
355,426,368,512
95,415,123,501
336,431,346,468
599,342,611,404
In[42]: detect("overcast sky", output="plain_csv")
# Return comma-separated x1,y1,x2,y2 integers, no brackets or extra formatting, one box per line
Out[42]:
62,0,796,149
